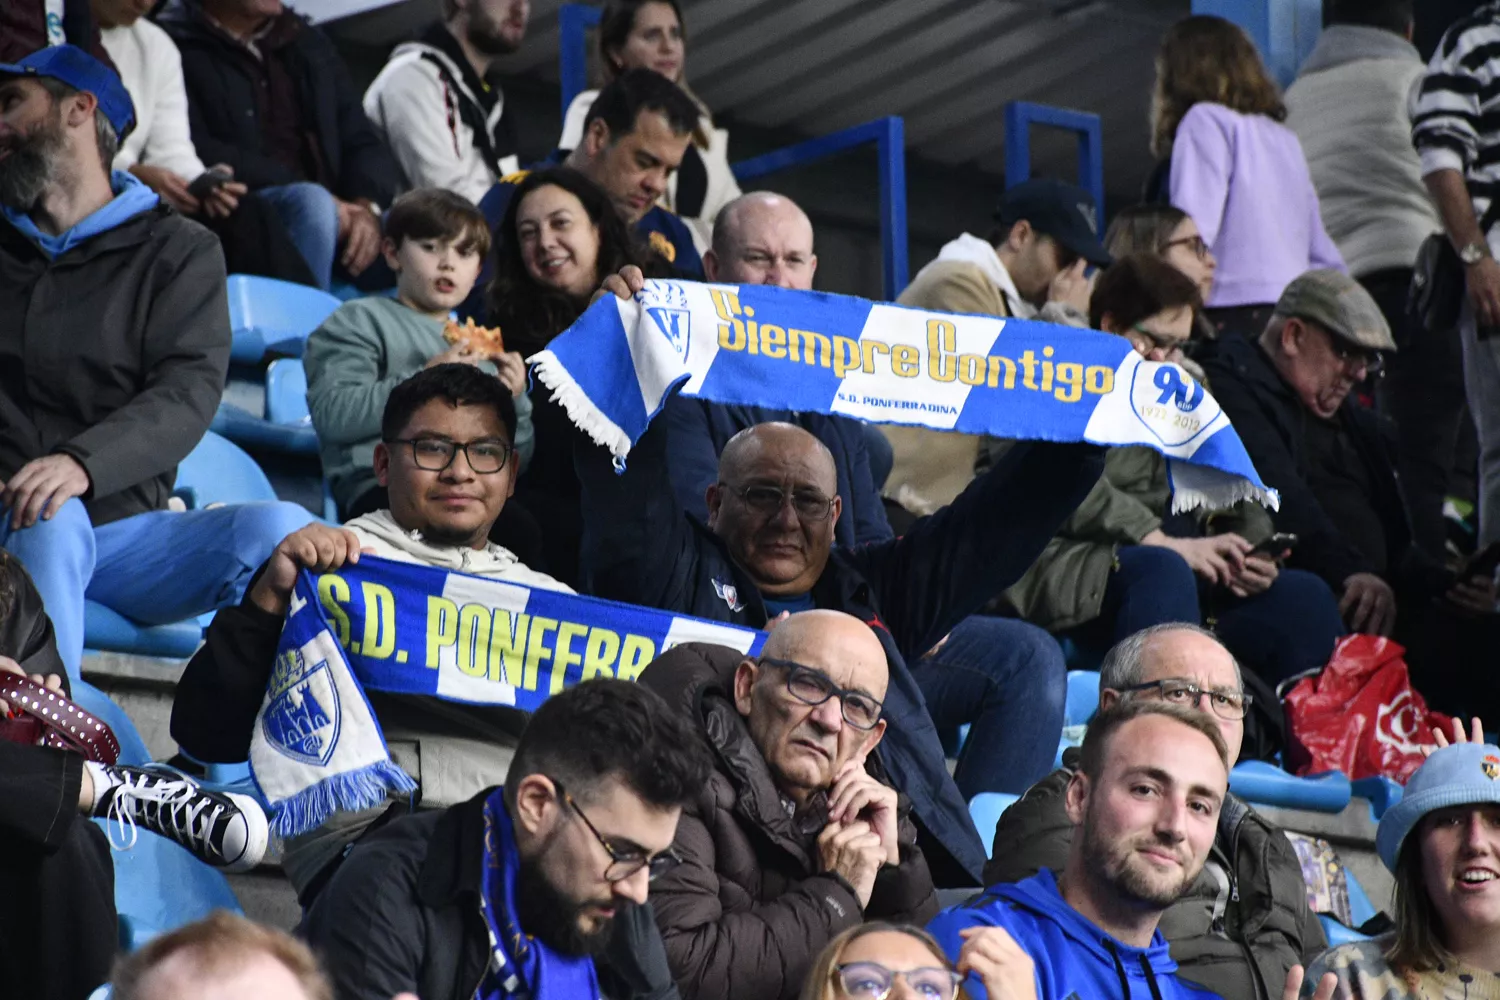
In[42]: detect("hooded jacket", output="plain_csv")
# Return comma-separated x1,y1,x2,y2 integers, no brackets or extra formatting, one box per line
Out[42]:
0,172,229,527
928,870,1222,1000
637,643,937,1000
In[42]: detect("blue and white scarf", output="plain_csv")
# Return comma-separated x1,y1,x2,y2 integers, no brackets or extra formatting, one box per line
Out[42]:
250,555,764,838
531,280,1279,513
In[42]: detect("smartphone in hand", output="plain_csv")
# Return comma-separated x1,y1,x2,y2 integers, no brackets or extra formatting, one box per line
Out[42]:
186,167,233,200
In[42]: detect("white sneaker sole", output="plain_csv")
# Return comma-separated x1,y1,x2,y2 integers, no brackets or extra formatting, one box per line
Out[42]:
219,791,270,873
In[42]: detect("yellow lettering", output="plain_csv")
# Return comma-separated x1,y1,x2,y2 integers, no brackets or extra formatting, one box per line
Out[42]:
425,595,458,668
582,628,621,680
711,289,746,351
457,603,489,677
892,344,920,378
746,320,759,355
617,635,657,681
1054,362,1084,403
833,336,862,378
358,582,397,660
317,574,352,647
789,328,831,366
958,353,985,386
988,355,1017,389
522,617,557,692
489,610,529,685
860,338,891,374
551,622,590,694
926,320,957,382
759,324,787,359
1085,365,1114,395
1019,350,1039,390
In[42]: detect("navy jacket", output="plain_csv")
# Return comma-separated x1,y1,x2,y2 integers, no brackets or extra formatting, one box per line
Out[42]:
663,397,892,549
574,409,1104,885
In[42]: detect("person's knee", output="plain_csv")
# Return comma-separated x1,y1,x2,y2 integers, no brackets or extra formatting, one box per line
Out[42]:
229,501,316,567
961,618,1066,711
0,497,96,570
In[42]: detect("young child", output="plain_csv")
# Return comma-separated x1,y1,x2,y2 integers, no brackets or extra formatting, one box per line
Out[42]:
304,188,537,546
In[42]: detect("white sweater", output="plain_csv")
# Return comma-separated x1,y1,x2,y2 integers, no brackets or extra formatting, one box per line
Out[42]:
100,19,206,180
345,509,572,593
1285,26,1441,276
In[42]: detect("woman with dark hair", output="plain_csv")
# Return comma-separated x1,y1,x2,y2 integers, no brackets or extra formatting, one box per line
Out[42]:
999,254,1344,688
1150,15,1344,340
557,0,740,252
1308,721,1500,999
800,921,1034,1000
487,167,663,583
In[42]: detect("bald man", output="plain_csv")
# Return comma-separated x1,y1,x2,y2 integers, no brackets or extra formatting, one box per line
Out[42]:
637,611,938,1000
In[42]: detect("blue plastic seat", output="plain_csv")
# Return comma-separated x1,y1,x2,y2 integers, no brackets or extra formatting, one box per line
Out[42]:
210,356,320,456
265,357,311,425
968,792,1020,847
1228,759,1353,813
71,679,242,950
226,275,340,365
1317,863,1380,946
1064,670,1101,727
1351,775,1404,822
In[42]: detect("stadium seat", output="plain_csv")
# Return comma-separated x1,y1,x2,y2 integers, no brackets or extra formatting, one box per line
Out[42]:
226,275,340,365
1351,775,1404,822
1228,760,1352,813
968,792,1020,847
1317,864,1380,946
265,357,311,426
1064,670,1101,727
71,678,242,951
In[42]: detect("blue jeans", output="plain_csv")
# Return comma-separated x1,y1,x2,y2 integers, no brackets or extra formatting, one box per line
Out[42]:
1101,545,1344,686
0,498,314,678
912,615,1067,798
256,182,339,291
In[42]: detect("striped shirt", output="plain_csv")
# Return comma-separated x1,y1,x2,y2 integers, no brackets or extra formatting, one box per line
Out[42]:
1413,2,1500,232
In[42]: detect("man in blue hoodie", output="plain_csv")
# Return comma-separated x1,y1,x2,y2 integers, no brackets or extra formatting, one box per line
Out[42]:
929,700,1336,1000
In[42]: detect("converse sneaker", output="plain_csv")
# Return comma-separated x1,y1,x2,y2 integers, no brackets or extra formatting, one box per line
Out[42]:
90,763,268,873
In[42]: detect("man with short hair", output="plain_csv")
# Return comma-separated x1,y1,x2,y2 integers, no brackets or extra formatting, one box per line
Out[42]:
666,192,1073,803
303,677,710,1000
574,301,1106,885
638,611,938,1000
171,364,570,897
930,699,1333,1000
111,911,333,1000
0,44,314,681
880,178,1109,520
363,0,528,203
157,0,401,289
986,624,1326,1000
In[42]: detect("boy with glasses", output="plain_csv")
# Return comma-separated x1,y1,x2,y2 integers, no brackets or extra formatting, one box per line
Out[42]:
303,677,712,1000
635,609,939,1000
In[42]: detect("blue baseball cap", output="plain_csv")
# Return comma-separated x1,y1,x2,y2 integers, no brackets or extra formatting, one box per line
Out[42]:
0,45,135,139
994,178,1112,268
1376,742,1500,871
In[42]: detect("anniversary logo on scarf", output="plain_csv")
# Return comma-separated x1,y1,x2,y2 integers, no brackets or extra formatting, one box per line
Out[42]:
251,555,766,837
531,280,1279,513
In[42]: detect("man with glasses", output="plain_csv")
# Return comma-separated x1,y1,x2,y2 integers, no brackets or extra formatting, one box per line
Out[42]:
635,609,938,1000
985,624,1326,1000
303,677,712,1000
171,364,573,899
1204,270,1499,700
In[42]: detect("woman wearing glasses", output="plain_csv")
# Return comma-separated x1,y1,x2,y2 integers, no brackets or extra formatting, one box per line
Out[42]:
1104,204,1220,360
999,253,1345,689
801,922,1036,1000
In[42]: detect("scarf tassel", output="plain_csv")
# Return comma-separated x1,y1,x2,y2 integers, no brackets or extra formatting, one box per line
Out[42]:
268,760,417,840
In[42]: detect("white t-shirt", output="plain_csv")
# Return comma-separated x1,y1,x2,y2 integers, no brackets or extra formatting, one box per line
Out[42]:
101,19,207,180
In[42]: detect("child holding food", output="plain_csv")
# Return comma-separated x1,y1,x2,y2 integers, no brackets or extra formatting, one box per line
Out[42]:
304,188,541,560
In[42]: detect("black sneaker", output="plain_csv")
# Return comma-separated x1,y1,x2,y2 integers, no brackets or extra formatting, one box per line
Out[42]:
93,764,268,873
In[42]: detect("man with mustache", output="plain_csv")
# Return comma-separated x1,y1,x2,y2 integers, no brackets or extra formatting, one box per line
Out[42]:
364,0,530,203
929,699,1335,1000
635,611,938,1000
302,677,710,1000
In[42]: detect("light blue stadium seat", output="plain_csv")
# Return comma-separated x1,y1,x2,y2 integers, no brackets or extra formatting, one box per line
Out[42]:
1351,775,1404,822
1064,670,1101,727
210,355,321,456
71,679,242,951
968,792,1020,847
1229,759,1352,813
226,274,340,365
265,357,311,425
1317,864,1380,946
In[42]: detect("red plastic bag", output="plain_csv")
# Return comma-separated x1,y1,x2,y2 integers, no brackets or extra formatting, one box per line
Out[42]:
1284,635,1452,783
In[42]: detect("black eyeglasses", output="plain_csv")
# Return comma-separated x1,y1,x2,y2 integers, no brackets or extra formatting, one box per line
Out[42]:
1160,234,1211,261
387,437,513,474
759,657,883,730
1119,678,1253,721
552,779,682,883
1329,340,1386,379
833,962,963,1000
1130,322,1191,354
723,483,836,523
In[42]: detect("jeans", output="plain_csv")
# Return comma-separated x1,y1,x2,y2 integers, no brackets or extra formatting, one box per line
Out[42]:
255,182,339,291
1460,299,1500,549
0,498,314,678
911,615,1067,798
1100,545,1345,686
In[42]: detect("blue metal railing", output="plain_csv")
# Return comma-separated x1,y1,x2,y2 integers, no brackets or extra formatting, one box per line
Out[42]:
559,3,603,115
1004,101,1104,216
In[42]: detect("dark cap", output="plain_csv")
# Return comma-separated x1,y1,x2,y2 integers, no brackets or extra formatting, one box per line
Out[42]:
0,45,135,140
1273,269,1396,353
994,178,1111,267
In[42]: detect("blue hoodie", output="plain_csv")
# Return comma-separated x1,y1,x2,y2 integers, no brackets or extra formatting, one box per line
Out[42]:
1,170,161,259
927,870,1221,1000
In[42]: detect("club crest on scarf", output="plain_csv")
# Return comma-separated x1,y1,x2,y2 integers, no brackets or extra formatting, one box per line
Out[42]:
641,280,692,363
263,645,342,767
1129,361,1215,448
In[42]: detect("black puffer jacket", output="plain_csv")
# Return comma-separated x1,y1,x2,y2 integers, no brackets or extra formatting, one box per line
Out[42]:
985,747,1326,1000
638,643,937,1000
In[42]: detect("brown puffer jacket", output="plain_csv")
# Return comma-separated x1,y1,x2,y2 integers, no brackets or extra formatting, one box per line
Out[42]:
638,643,938,1000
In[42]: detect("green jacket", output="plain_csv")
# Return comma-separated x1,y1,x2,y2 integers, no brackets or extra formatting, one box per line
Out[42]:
999,445,1274,631
304,296,534,512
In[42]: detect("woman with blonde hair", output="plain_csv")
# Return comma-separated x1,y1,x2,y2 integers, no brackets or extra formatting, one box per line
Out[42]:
800,921,1036,1000
1150,15,1344,341
558,0,741,253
